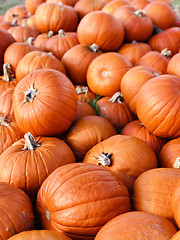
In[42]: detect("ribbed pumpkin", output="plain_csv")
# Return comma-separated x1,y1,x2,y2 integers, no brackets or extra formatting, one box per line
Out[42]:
87,52,132,96
97,92,135,131
47,0,79,7
130,0,151,9
62,43,102,85
73,101,95,123
121,120,166,155
25,0,46,15
3,5,28,23
15,51,66,81
9,230,72,240
0,182,34,239
0,87,15,115
0,132,76,202
121,65,160,114
167,53,180,78
133,168,180,223
136,74,180,138
94,211,178,240
172,180,180,229
158,137,180,168
36,163,131,240
33,31,54,52
171,231,180,240
75,85,96,103
77,11,125,52
101,0,130,15
13,69,77,137
117,41,152,66
65,115,116,162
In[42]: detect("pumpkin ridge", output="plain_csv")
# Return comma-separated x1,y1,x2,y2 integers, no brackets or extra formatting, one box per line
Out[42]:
36,148,50,177
0,207,18,234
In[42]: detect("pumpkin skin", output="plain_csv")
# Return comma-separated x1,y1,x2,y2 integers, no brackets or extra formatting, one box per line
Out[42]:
94,211,177,240
45,30,79,60
133,168,180,223
73,101,95,123
25,0,46,15
62,43,102,85
158,137,180,168
101,0,130,15
167,53,180,78
97,92,135,132
36,163,131,240
87,52,132,97
47,0,79,7
120,65,160,114
15,51,66,81
65,115,116,162
0,87,15,115
117,41,152,66
8,230,72,240
130,0,151,9
113,5,153,42
0,132,76,202
136,74,180,138
33,31,54,52
144,1,177,30
0,182,34,239
77,11,125,52
13,69,77,137
35,2,79,33
3,5,28,23
172,180,180,229
148,27,180,56
135,49,171,74
121,120,167,155
83,135,157,184
0,29,16,74
171,231,180,240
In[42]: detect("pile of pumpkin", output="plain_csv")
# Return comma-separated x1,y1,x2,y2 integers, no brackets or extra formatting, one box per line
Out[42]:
0,0,180,239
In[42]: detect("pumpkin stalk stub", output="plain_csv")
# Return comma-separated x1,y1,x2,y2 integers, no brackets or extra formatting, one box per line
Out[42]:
75,85,88,95
23,84,39,104
23,132,40,150
96,152,113,166
134,9,146,17
0,116,10,126
46,209,50,221
89,43,99,53
109,91,124,104
173,157,180,169
161,48,171,57
3,63,15,82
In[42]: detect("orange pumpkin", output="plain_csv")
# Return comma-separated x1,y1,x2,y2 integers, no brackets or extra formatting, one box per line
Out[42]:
94,211,177,240
73,100,95,123
167,53,180,78
47,0,79,7
25,0,46,15
36,163,131,240
75,85,96,103
0,87,15,115
13,69,77,136
101,0,130,15
3,5,28,23
171,231,180,240
172,180,180,229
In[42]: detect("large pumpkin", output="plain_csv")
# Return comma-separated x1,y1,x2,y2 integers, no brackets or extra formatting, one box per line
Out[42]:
172,180,180,229
94,211,177,240
0,132,76,202
36,163,131,240
136,74,180,138
167,53,180,78
13,69,77,136
0,182,34,239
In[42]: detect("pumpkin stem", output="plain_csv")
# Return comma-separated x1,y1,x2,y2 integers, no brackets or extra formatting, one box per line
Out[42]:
89,43,99,53
134,9,146,17
2,63,15,82
58,29,66,37
47,30,54,38
23,132,40,150
26,36,35,45
11,17,18,26
75,85,88,95
21,18,27,27
153,72,160,77
46,209,50,221
108,92,124,104
0,115,10,126
23,84,39,104
96,152,112,166
161,48,171,57
173,157,180,169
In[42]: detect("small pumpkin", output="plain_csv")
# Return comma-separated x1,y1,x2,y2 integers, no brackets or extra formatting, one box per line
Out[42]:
3,5,28,23
167,52,180,78
101,0,130,15
73,100,96,123
172,180,180,229
25,0,46,15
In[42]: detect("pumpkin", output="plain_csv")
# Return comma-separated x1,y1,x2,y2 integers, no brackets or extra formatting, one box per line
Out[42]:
135,49,171,74
74,0,106,19
4,38,39,71
101,0,130,15
144,1,177,30
83,135,157,193
136,74,180,138
47,0,79,7
148,27,180,56
8,230,72,240
36,162,131,240
120,65,160,114
117,41,152,66
77,11,125,52
0,87,15,115
25,0,46,15
97,91,135,132
45,29,79,60
130,0,151,9
167,53,180,78
87,52,132,97
158,137,180,168
0,182,34,239
35,2,79,33
121,120,167,155
113,5,153,42
73,100,95,123
26,14,36,28
75,85,96,103
0,29,16,74
33,31,54,52
0,132,76,202
62,43,102,85
172,180,180,229
0,19,18,31
3,5,28,23
65,115,116,162
133,168,180,223
94,211,177,240
13,69,77,137
15,51,66,81
171,231,180,240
